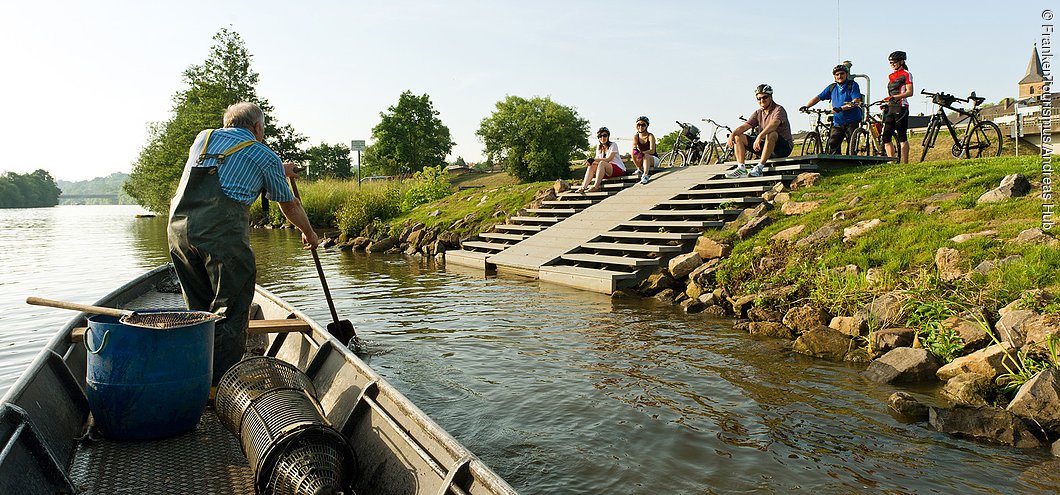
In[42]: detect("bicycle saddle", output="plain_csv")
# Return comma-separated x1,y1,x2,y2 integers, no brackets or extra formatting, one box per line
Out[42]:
968,91,985,106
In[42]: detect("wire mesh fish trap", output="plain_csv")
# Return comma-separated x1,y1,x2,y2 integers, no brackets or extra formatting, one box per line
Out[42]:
215,357,318,436
119,310,218,329
265,428,357,495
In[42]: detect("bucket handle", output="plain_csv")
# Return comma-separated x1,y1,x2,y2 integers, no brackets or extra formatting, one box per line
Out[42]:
85,329,110,355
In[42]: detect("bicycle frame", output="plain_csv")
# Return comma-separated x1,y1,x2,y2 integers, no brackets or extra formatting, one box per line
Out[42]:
922,93,981,159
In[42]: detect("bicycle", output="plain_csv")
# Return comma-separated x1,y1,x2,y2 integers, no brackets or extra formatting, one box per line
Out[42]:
918,90,1003,162
799,108,835,155
659,121,706,167
697,118,736,165
847,100,894,157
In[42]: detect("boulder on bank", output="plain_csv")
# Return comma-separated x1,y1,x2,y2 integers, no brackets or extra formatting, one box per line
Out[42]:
789,172,822,190
936,342,1017,381
857,291,905,327
929,405,1043,448
843,218,882,242
888,392,929,422
783,305,832,334
863,347,940,384
976,173,1030,204
737,216,773,240
935,247,964,282
940,313,994,353
793,326,852,361
694,237,732,260
995,309,1038,348
748,321,795,339
747,307,782,323
367,237,397,253
870,327,916,354
940,373,997,406
1007,368,1060,434
668,252,704,280
1015,227,1060,246
795,223,839,248
638,269,674,296
830,315,868,337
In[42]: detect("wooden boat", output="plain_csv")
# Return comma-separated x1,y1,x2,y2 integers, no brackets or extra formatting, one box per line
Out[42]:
0,264,517,495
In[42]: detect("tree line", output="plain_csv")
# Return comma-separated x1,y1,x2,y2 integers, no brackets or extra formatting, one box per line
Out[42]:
125,29,592,213
0,170,61,208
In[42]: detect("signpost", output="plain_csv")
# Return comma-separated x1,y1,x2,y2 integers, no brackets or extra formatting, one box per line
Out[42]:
350,140,366,188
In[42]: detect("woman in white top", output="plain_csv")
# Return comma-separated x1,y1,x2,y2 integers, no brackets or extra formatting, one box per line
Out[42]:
576,127,626,193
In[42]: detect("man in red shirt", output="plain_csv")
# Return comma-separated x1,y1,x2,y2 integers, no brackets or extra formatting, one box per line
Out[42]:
725,84,793,178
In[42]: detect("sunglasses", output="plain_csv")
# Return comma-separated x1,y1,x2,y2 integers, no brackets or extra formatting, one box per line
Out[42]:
598,134,609,138
756,95,770,101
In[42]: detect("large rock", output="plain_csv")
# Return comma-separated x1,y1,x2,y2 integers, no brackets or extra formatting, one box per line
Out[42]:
941,373,998,406
857,291,905,327
950,230,997,244
936,343,1017,381
727,285,794,319
771,225,805,242
350,236,371,251
830,315,868,337
789,172,822,190
688,258,722,288
995,309,1038,348
935,247,963,282
782,305,832,334
694,237,732,260
843,219,882,242
680,297,707,314
781,200,824,215
638,269,674,296
1015,228,1060,246
1007,368,1060,434
888,392,929,422
940,315,994,353
553,179,571,194
928,405,1043,448
668,252,704,280
367,237,397,253
747,307,782,323
977,173,1031,204
871,327,916,353
1021,313,1060,351
653,288,677,304
863,347,940,384
748,321,796,339
793,326,852,361
737,216,773,240
795,223,839,248
437,231,461,248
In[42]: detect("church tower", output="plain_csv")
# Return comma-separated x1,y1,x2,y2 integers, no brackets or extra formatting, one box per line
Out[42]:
1019,44,1046,99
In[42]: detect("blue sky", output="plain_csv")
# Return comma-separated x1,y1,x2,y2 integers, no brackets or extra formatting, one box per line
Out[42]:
0,0,1050,181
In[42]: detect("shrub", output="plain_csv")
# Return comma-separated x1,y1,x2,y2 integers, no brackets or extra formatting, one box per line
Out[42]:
336,183,402,237
400,165,451,212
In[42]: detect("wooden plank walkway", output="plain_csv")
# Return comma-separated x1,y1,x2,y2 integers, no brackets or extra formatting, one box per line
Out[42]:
487,164,729,274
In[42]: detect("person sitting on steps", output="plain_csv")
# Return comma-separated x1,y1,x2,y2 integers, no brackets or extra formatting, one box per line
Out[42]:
576,127,626,193
725,84,793,178
800,64,863,154
631,116,659,185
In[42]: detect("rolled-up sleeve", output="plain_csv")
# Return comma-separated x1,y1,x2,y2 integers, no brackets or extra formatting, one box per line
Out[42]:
259,155,294,202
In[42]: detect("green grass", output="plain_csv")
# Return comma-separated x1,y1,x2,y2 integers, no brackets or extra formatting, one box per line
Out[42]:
711,155,1056,317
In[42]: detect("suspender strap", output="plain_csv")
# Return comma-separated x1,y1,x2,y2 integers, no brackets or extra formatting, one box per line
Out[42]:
196,129,258,165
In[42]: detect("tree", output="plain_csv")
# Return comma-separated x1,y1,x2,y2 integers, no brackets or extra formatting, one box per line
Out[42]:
0,170,60,208
655,130,682,155
362,91,454,176
476,96,589,182
306,143,353,180
124,28,306,212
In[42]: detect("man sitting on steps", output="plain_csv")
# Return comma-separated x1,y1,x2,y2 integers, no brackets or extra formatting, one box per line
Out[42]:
725,84,793,178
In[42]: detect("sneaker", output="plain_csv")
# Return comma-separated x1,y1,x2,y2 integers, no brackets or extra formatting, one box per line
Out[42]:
640,174,650,185
724,165,748,179
749,164,764,177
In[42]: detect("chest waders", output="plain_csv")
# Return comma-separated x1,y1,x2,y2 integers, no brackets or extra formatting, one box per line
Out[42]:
167,130,259,385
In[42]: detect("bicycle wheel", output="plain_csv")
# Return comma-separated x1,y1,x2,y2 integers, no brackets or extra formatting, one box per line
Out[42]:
847,128,866,156
660,150,686,167
966,121,1003,158
801,132,822,156
919,122,935,162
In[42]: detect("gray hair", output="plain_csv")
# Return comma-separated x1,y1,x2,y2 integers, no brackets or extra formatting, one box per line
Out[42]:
223,102,264,129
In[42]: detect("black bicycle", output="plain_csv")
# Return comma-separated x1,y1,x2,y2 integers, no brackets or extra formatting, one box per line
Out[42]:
799,108,835,155
918,90,1002,162
847,100,895,157
698,118,736,165
660,121,706,167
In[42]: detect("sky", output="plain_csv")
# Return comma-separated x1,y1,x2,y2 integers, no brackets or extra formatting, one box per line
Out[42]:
0,0,1051,181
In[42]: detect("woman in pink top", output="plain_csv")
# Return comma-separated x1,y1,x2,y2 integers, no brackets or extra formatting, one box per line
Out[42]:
576,127,626,193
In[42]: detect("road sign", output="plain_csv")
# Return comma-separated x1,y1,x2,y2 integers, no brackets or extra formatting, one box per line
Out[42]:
350,140,366,151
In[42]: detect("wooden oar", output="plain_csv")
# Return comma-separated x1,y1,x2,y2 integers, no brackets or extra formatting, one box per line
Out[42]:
288,176,366,354
26,297,133,318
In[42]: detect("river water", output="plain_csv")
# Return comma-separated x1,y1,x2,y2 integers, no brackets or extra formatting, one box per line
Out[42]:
2,205,1058,494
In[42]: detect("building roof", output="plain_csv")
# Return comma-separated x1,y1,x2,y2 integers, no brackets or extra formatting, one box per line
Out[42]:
1020,45,1045,85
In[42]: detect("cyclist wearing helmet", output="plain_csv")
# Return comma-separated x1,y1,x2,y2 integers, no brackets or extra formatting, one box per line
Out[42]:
632,116,658,185
725,84,793,179
883,50,913,163
576,127,626,193
800,64,863,154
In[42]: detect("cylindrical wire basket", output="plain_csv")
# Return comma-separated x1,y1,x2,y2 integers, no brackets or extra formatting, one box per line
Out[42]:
266,428,357,495
215,356,317,436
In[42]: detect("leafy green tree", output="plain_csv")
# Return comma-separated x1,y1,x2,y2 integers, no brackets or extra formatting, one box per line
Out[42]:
362,91,454,176
124,28,306,212
0,170,60,208
655,129,681,155
306,143,352,180
476,96,589,182
453,156,466,168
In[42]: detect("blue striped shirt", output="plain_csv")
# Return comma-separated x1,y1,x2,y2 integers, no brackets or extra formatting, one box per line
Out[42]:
185,128,294,205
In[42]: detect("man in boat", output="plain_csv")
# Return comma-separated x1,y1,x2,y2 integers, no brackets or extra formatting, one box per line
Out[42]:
167,101,319,384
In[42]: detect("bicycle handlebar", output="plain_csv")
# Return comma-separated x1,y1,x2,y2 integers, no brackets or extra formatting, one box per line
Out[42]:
800,108,831,115
921,89,969,104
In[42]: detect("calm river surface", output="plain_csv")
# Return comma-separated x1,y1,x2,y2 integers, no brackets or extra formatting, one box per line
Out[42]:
2,205,1058,494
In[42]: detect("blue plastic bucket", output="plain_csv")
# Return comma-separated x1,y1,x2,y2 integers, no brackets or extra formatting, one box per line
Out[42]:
85,311,215,440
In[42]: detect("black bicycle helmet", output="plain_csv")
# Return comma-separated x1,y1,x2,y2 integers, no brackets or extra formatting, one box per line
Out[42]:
754,84,773,96
636,116,649,125
597,127,610,135
888,50,906,62
832,64,849,74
